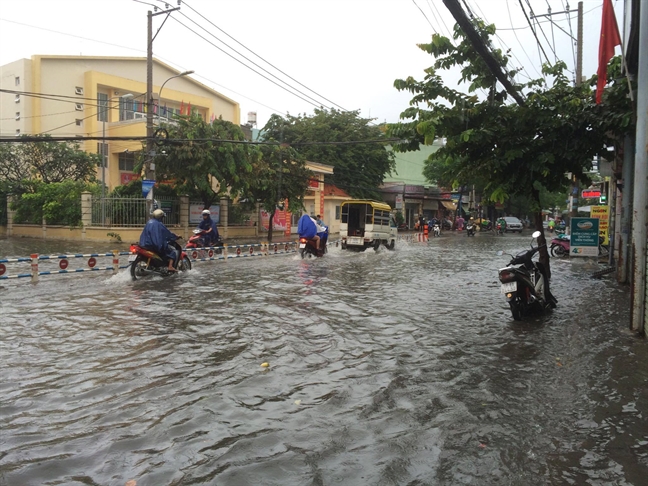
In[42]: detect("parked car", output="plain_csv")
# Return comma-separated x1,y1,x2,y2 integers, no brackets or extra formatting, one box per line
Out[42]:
504,216,523,233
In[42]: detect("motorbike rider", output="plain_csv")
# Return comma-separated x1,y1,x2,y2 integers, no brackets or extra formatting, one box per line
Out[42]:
297,213,320,252
139,209,179,272
198,209,220,245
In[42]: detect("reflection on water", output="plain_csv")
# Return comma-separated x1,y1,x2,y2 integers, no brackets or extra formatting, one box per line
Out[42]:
1,234,647,485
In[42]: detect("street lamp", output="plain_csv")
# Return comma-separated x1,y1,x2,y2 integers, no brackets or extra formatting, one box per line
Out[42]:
101,92,133,224
145,70,194,214
158,70,194,107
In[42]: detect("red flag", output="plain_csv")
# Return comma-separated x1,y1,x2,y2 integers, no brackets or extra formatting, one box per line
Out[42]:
187,102,192,115
180,101,185,115
596,0,621,104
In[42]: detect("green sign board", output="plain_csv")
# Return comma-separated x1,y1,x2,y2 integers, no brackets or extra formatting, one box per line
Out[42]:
570,217,600,257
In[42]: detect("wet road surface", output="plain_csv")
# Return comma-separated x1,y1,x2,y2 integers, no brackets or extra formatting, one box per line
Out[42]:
1,233,647,485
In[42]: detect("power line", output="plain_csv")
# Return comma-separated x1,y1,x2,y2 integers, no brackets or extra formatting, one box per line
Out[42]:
180,0,348,112
425,0,453,37
525,0,559,63
174,10,333,110
169,15,326,110
505,0,544,79
517,0,552,65
412,0,435,30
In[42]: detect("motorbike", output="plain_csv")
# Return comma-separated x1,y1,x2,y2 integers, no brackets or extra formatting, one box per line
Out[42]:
129,238,191,280
480,220,493,231
550,234,570,257
185,228,223,249
495,221,503,236
466,221,476,237
497,230,557,321
442,219,453,231
432,223,441,237
299,227,328,258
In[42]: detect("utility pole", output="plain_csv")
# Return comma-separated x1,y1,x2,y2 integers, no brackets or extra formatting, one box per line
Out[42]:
145,4,179,215
442,0,525,106
631,1,648,335
533,3,583,230
576,1,583,85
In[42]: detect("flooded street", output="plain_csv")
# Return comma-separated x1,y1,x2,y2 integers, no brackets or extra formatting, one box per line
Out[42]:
1,233,647,485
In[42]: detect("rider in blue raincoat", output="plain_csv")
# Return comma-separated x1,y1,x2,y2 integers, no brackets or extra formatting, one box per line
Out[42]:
139,209,178,271
198,209,220,245
297,213,321,251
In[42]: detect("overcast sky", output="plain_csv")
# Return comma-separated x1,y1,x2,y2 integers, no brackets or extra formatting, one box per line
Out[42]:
0,0,625,129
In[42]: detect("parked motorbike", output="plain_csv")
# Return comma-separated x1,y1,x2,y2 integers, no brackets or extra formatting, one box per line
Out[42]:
550,234,570,257
299,227,328,258
497,230,557,321
129,239,191,280
466,220,476,237
185,228,223,249
442,219,453,231
481,220,493,231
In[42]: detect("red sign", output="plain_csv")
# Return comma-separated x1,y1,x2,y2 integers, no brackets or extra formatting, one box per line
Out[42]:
0,263,6,276
236,248,241,255
208,249,214,258
120,172,140,185
582,189,602,198
59,259,69,270
249,246,254,254
308,178,320,189
88,257,97,268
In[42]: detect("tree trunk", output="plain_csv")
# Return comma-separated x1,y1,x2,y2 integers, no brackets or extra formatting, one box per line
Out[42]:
532,188,551,279
267,208,275,242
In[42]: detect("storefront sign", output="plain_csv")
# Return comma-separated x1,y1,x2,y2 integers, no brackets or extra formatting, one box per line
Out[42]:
261,209,288,231
570,218,600,257
591,205,609,245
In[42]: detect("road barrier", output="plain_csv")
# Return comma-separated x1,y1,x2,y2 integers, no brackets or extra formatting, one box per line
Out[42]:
1,236,428,283
0,242,299,283
398,233,428,243
0,251,132,283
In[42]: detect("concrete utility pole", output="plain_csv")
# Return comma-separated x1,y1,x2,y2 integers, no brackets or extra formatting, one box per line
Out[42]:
576,1,583,85
631,2,648,335
145,4,180,214
441,0,525,106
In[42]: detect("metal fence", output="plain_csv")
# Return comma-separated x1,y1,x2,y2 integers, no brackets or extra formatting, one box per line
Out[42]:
90,196,181,227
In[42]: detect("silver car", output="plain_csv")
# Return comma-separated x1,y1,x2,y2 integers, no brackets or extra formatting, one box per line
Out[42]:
504,217,523,233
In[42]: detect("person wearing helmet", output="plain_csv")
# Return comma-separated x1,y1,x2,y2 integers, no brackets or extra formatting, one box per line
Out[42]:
197,209,220,245
139,209,179,271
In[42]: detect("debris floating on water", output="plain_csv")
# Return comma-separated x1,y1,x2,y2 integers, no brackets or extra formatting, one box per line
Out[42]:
260,362,269,368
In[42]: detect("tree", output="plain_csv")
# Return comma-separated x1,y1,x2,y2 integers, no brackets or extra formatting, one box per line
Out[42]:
152,113,260,208
0,135,99,194
261,109,395,199
243,118,312,241
388,22,634,277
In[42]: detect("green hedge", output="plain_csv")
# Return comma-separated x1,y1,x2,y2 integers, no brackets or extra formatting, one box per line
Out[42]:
12,181,100,226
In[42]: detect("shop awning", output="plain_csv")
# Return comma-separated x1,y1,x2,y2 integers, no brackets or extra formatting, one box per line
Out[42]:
440,200,456,210
423,200,439,210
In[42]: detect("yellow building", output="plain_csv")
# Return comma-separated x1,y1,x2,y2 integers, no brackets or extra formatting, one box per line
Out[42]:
0,55,240,190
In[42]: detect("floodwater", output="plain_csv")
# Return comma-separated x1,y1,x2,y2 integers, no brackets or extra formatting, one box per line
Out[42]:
1,233,647,486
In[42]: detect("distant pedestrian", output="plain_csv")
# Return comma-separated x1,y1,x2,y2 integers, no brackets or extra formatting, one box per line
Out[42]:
456,215,465,231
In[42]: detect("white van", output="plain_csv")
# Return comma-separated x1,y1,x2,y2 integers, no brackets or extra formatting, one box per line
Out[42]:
340,200,397,251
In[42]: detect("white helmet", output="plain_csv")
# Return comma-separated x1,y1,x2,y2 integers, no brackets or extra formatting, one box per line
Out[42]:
153,209,165,219
202,209,211,216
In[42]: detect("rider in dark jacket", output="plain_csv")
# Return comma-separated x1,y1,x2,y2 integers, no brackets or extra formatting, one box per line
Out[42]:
139,209,178,271
198,209,220,245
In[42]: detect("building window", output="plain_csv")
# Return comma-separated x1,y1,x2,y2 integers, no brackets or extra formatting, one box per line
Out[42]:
15,112,20,121
15,76,20,86
75,103,83,111
97,93,108,122
16,129,20,135
118,152,136,171
75,86,84,95
15,94,20,103
75,119,83,126
119,96,135,121
335,205,341,220
97,143,108,167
